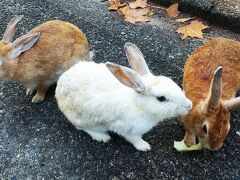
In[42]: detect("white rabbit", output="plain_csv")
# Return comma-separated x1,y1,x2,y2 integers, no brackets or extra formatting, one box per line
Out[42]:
55,42,192,151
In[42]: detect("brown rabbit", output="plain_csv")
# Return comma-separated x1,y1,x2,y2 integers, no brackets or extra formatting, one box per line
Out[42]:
0,15,91,103
181,38,240,151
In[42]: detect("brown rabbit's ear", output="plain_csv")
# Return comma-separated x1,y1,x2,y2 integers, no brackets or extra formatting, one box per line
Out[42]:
2,15,24,43
206,66,223,110
124,42,150,76
106,62,147,94
8,32,41,59
223,97,240,111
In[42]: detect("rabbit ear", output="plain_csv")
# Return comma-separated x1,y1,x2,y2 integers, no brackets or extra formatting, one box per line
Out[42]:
223,97,240,111
8,32,41,59
124,42,150,76
206,66,223,110
106,62,147,94
2,15,24,43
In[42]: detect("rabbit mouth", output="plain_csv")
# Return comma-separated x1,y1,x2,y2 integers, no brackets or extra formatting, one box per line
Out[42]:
198,137,223,151
176,106,191,116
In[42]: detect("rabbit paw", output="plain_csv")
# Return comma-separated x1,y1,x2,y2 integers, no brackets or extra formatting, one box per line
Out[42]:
133,139,151,151
85,130,111,143
31,94,45,103
126,136,151,151
26,88,34,95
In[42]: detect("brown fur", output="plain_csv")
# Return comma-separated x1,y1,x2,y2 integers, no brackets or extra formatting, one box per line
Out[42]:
0,19,90,102
182,38,240,150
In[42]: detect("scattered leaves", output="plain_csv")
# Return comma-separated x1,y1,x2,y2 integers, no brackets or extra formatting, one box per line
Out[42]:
166,3,179,18
129,0,148,9
176,20,209,39
119,6,150,24
175,17,194,23
108,0,126,11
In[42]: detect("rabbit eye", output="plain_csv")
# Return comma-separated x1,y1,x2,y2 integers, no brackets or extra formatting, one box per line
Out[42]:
156,96,167,102
203,124,208,134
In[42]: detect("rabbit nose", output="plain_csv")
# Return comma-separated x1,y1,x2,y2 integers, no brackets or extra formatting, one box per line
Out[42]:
186,99,192,110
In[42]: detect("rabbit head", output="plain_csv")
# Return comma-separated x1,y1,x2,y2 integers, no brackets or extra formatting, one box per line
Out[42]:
107,42,192,119
182,66,240,150
0,15,40,79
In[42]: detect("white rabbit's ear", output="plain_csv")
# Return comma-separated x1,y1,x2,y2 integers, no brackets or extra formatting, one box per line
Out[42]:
124,42,150,76
106,62,146,94
8,32,41,59
2,15,24,43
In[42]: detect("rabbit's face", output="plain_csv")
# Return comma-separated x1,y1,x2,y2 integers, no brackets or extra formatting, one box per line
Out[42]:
200,103,230,151
144,75,192,117
184,102,230,150
0,32,41,80
0,42,15,80
0,16,40,80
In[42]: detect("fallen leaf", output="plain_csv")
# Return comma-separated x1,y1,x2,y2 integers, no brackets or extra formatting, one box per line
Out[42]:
146,7,154,17
129,0,148,9
124,15,149,24
119,6,150,24
109,0,127,11
176,20,209,39
166,3,179,18
175,17,194,23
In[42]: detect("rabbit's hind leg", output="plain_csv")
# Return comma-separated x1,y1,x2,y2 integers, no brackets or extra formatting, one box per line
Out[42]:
84,129,111,143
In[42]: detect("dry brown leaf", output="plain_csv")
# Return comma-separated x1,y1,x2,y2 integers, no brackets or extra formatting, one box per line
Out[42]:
125,15,149,24
129,0,148,9
146,7,154,17
119,6,150,24
109,0,127,11
166,3,180,18
175,17,194,23
176,20,209,39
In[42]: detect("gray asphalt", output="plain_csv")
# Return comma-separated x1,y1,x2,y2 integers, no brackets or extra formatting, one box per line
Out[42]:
0,0,240,179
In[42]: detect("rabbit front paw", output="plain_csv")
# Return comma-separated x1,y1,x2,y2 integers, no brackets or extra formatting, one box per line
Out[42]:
31,85,48,103
31,94,45,103
125,136,151,151
133,139,151,151
26,88,34,95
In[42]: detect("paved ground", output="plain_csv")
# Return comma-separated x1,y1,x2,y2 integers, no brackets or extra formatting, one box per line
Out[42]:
0,0,240,179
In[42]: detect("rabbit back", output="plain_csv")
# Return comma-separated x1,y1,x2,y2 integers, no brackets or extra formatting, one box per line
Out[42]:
55,61,156,135
12,20,90,84
183,38,240,104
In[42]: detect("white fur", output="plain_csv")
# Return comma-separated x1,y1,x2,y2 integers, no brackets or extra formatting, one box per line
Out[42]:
55,43,192,151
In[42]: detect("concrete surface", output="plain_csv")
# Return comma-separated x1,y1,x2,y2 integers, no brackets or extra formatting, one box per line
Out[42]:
151,0,240,32
0,0,240,179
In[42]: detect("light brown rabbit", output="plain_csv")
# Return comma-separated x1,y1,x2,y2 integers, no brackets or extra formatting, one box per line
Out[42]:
181,38,240,151
0,15,91,103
